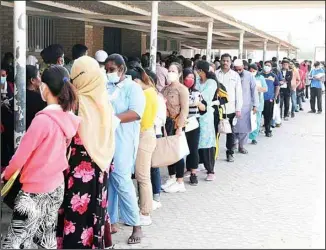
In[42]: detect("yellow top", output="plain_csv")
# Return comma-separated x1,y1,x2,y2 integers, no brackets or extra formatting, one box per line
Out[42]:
141,87,158,132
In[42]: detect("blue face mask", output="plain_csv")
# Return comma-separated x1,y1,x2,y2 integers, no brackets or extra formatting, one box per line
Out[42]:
107,72,120,84
1,76,6,84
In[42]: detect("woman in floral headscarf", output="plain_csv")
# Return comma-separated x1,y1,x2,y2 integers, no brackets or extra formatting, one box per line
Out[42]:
56,56,115,249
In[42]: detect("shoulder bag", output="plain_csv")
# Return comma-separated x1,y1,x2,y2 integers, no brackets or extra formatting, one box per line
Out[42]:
218,104,232,134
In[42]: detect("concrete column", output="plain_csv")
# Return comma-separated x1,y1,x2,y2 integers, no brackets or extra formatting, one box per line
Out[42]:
263,39,268,63
245,49,248,60
277,44,281,63
206,21,213,62
287,48,291,58
149,1,158,73
13,1,26,149
238,30,245,59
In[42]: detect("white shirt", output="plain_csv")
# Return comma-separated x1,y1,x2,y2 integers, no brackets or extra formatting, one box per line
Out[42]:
154,93,167,136
215,69,243,114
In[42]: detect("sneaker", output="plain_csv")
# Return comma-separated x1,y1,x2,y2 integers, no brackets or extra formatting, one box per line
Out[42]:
161,177,176,190
164,182,186,193
251,140,257,145
299,108,304,111
265,132,273,137
152,200,162,211
206,173,216,181
227,154,234,162
198,164,206,172
291,113,295,118
284,117,289,121
308,110,316,114
189,174,198,186
184,170,191,178
295,110,299,113
140,214,152,226
275,123,281,127
317,111,322,114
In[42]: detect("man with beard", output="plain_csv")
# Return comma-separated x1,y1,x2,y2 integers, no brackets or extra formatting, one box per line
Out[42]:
232,59,258,154
216,54,243,162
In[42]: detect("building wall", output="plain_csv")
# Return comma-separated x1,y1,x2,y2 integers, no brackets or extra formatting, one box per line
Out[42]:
121,29,142,58
1,6,14,59
93,26,104,56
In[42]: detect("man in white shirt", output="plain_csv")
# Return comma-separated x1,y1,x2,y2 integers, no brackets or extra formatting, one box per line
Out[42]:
216,54,243,162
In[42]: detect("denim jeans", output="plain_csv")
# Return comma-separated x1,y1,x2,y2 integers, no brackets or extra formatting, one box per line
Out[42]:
290,90,297,114
151,135,162,199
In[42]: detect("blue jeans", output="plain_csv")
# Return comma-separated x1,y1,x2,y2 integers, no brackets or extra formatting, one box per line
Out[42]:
291,90,297,114
151,135,161,199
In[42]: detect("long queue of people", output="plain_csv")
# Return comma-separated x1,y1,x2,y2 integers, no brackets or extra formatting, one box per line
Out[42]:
1,43,325,249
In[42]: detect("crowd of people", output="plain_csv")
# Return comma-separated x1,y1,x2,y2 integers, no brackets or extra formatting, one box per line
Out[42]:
1,43,325,249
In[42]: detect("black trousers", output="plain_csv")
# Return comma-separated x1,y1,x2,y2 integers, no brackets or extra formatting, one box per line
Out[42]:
185,124,200,171
198,147,216,174
262,100,274,134
305,85,310,99
226,113,236,156
310,87,322,112
280,89,290,118
166,117,185,178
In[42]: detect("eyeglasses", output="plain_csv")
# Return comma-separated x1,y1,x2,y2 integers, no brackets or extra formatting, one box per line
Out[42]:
70,71,85,84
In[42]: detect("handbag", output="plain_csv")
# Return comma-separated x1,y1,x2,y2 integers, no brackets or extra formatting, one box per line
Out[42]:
218,104,232,134
1,170,22,209
151,128,190,168
185,116,199,133
250,111,257,132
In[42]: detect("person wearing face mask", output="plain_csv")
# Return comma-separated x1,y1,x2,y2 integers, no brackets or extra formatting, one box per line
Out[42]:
280,59,293,121
248,64,268,144
161,62,189,193
232,59,258,154
289,61,301,118
195,61,218,181
1,52,15,83
2,65,80,249
183,69,205,185
308,61,325,114
262,61,280,137
1,68,9,96
125,65,158,226
215,54,243,162
26,65,47,130
105,54,145,245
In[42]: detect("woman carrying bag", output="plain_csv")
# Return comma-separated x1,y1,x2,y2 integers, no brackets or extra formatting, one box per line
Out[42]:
1,66,80,249
161,62,189,193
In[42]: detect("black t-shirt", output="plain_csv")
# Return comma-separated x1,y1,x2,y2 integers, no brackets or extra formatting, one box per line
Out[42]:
26,89,47,130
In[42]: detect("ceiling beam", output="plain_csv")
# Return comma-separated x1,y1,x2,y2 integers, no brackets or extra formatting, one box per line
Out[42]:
174,1,296,49
98,1,236,38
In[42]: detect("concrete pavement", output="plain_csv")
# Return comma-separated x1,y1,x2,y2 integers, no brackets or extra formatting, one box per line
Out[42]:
1,100,325,249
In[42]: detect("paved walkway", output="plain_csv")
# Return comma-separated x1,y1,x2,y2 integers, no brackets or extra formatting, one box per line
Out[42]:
1,100,325,249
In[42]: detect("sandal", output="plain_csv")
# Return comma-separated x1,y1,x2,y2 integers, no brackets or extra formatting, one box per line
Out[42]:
239,148,248,154
128,228,143,245
111,224,119,234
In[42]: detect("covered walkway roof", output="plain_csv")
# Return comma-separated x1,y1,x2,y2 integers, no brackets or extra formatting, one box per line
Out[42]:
2,0,297,51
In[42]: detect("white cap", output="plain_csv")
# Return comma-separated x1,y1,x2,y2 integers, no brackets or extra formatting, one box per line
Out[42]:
95,50,108,63
233,59,243,67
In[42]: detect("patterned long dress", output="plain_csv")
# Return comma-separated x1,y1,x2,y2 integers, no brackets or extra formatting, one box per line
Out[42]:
56,134,112,249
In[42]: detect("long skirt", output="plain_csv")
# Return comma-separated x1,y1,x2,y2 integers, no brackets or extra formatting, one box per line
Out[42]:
56,135,112,249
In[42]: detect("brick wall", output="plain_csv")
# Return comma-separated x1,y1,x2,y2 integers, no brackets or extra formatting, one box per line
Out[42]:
121,29,142,58
92,26,104,56
1,6,14,59
53,18,85,59
84,24,94,57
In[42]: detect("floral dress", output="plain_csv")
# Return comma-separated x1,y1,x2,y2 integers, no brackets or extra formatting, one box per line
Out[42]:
56,134,112,249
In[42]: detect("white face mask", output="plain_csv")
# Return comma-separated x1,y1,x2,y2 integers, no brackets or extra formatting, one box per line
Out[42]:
107,72,120,84
251,71,257,77
40,83,46,102
167,72,179,84
264,66,271,72
1,76,6,84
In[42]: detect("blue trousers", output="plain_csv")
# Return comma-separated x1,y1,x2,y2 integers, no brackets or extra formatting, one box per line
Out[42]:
108,171,140,226
291,90,297,114
249,111,263,141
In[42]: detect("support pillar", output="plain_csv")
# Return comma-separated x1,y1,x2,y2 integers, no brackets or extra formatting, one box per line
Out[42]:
245,49,248,60
141,33,147,55
206,21,213,62
287,48,291,58
276,44,281,63
263,39,268,63
13,1,26,149
238,30,244,59
149,1,158,73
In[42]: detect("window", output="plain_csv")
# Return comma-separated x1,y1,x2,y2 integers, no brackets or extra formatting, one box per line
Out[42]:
146,36,168,51
27,16,55,52
170,40,178,51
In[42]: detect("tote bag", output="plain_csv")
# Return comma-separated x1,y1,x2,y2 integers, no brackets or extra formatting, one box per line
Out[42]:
185,116,199,133
152,130,190,168
250,111,257,132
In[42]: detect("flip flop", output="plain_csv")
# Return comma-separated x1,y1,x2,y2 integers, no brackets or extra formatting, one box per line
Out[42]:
239,148,248,154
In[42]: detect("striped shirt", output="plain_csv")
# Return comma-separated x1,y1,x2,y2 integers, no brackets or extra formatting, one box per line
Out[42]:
188,90,202,118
